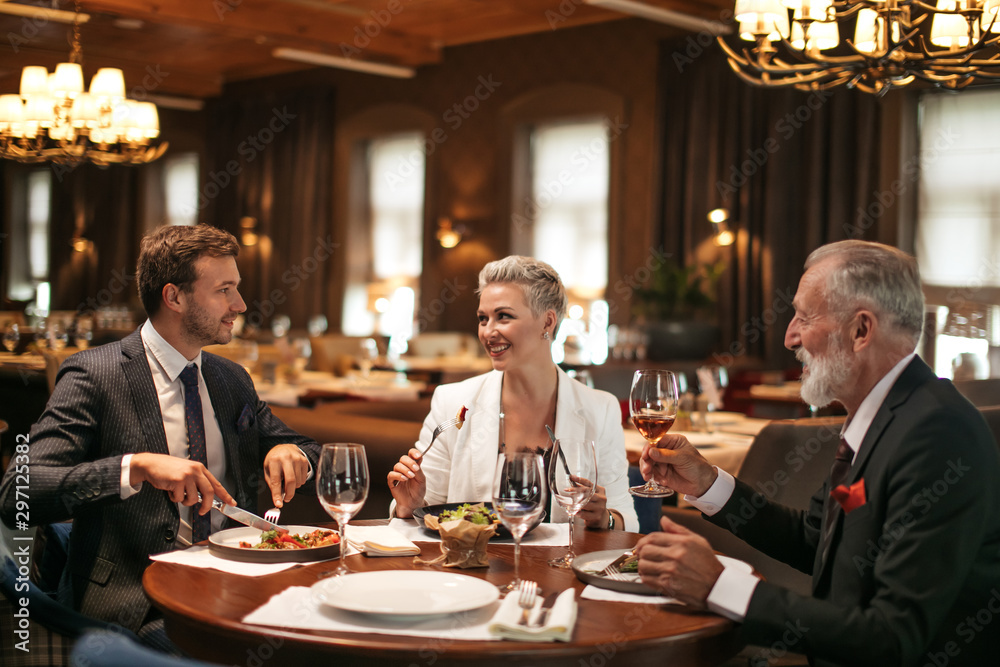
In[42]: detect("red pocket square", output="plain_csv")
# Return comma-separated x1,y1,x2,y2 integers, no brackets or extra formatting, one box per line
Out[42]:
831,479,866,513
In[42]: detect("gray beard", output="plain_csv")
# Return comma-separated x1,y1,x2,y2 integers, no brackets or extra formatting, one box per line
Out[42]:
797,343,851,408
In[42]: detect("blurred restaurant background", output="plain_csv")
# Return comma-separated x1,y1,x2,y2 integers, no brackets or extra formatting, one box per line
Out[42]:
2,0,1000,463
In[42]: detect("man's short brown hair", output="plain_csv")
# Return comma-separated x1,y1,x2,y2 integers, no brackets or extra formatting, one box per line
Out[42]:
136,225,240,317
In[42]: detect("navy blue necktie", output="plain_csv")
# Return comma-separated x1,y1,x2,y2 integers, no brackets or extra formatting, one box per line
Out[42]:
180,364,211,543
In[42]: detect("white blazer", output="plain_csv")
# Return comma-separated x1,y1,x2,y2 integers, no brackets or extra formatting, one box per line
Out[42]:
402,367,639,532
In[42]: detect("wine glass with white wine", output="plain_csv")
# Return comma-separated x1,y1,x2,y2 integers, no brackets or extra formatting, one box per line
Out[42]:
628,369,679,498
493,450,546,593
547,437,597,568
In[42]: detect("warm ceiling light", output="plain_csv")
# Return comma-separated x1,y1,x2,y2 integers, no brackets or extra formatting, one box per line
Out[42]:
719,0,1000,93
584,0,733,35
0,5,165,166
272,47,416,79
436,218,463,248
708,209,736,246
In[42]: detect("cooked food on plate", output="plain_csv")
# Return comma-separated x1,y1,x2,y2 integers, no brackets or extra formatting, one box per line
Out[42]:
239,528,340,550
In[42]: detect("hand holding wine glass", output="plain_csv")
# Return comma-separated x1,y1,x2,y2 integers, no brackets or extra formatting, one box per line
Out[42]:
547,438,597,569
492,451,546,594
628,369,679,498
316,443,369,577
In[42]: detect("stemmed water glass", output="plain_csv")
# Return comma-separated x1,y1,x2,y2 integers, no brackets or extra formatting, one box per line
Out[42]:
628,369,680,498
547,438,597,569
696,365,729,431
316,443,369,577
2,323,19,353
492,451,547,594
48,321,69,351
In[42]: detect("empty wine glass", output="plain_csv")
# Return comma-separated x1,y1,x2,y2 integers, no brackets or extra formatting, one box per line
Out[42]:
2,323,19,353
357,338,378,378
696,365,729,431
34,319,48,351
74,319,93,350
271,314,291,339
547,438,597,569
628,369,679,498
492,450,547,594
316,443,369,577
48,321,69,352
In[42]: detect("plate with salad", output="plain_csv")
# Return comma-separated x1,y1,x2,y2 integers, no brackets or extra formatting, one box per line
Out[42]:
412,502,546,540
208,525,341,562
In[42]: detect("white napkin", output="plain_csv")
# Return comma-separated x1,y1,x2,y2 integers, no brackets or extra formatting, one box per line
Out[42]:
487,588,577,642
580,585,677,605
346,525,420,556
149,546,300,576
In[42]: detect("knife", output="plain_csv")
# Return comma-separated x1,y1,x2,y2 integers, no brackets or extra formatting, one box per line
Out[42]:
532,591,561,627
211,498,289,535
544,425,573,476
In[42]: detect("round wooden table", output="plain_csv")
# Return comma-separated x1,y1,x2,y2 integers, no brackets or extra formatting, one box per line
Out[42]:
144,523,744,667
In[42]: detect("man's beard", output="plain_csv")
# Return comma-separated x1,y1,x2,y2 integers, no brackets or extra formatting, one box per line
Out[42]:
797,334,852,408
182,301,232,348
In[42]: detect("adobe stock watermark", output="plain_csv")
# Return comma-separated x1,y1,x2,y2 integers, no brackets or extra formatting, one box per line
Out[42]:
671,10,735,73
711,283,797,368
415,277,469,333
511,115,628,233
606,246,672,317
853,458,971,575
843,126,959,238
382,74,503,190
188,106,298,213
748,620,810,666
6,0,71,53
339,0,415,58
924,588,1000,667
716,89,835,201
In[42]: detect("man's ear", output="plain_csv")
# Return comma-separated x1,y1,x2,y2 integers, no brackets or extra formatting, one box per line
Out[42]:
850,310,877,352
162,283,185,314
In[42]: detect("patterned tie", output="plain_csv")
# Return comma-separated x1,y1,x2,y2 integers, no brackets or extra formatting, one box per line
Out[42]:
180,364,211,543
823,438,854,542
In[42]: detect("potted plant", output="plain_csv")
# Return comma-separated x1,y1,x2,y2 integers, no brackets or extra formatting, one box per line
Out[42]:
632,260,724,360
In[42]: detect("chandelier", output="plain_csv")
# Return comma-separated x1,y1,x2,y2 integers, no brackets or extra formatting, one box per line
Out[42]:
0,9,166,166
718,0,1000,94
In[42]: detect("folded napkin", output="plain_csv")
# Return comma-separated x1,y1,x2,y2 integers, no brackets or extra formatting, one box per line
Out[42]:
580,585,676,605
149,546,300,576
488,588,577,642
346,525,420,557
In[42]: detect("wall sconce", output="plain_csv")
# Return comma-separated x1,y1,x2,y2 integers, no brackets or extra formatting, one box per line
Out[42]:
436,218,464,249
71,236,93,253
240,216,259,246
708,208,735,247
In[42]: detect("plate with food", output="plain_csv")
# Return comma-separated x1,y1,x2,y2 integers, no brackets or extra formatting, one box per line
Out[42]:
572,549,753,596
412,502,546,540
313,570,499,618
208,525,341,563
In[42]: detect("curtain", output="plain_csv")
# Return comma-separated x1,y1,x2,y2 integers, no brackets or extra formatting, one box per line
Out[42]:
201,86,336,332
656,41,884,367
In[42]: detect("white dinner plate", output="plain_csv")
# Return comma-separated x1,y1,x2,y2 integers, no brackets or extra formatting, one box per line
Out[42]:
572,549,753,596
313,570,500,617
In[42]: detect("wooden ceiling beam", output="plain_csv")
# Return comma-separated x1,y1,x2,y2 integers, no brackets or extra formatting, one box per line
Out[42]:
79,0,443,66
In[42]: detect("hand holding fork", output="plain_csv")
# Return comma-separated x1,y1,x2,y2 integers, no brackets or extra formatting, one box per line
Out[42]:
388,410,467,512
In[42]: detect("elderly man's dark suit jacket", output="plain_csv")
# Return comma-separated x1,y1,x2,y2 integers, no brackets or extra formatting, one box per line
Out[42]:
708,357,1000,667
0,330,320,632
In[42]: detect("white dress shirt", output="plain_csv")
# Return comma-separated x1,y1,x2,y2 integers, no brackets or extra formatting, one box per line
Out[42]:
119,320,233,546
688,353,916,621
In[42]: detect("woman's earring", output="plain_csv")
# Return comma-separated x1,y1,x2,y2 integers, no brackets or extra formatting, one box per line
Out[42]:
542,331,551,340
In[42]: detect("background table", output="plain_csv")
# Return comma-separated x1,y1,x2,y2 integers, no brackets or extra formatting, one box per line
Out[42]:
144,523,744,667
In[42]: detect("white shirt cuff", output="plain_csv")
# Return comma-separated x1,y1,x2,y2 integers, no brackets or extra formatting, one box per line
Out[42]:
299,447,314,482
706,564,761,622
683,467,735,516
120,453,142,499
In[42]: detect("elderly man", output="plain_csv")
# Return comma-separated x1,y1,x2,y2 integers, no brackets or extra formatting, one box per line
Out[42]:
0,225,319,645
636,240,1000,666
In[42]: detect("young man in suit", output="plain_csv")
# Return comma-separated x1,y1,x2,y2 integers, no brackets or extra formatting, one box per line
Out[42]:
635,240,1000,666
0,225,320,645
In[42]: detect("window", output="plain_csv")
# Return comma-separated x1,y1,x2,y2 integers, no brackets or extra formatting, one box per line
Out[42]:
164,153,199,227
916,88,1000,378
515,119,611,364
5,169,51,310
342,132,425,348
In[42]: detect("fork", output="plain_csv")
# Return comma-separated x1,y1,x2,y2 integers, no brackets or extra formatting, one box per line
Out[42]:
600,548,637,576
603,564,630,582
263,506,281,525
422,414,464,457
515,579,539,625
392,414,464,487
